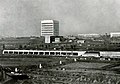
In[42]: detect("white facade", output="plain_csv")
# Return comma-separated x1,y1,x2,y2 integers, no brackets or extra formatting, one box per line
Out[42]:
77,40,85,43
41,20,59,43
100,51,120,57
3,50,120,58
110,32,120,37
3,50,86,56
78,34,100,38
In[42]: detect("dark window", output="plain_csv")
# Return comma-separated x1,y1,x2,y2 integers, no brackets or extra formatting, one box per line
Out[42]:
39,52,44,55
14,52,18,54
29,52,33,54
42,23,53,24
73,53,78,55
4,51,8,54
9,51,13,54
45,52,49,55
61,52,66,55
24,52,28,54
19,52,23,54
67,53,72,55
56,52,60,55
50,52,54,55
34,52,38,55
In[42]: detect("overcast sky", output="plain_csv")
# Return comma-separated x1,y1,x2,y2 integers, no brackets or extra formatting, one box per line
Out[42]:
0,0,120,37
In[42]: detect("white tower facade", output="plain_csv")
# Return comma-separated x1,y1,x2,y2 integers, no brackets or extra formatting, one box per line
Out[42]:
41,20,59,43
110,32,120,37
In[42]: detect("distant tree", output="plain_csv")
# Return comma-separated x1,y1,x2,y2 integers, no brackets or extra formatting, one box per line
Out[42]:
19,45,22,49
23,45,27,49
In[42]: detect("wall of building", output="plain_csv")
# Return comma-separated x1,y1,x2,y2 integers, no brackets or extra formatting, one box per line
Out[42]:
110,32,120,37
41,20,59,43
50,36,64,43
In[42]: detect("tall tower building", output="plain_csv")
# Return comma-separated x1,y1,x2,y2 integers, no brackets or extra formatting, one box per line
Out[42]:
41,20,59,43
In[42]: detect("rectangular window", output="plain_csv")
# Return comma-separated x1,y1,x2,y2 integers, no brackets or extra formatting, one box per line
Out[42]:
34,52,38,55
50,52,54,55
73,53,78,55
39,52,44,55
19,52,23,54
42,32,53,33
9,51,13,54
67,53,72,55
45,52,49,55
42,27,53,29
24,52,28,54
56,52,60,55
14,52,18,54
42,34,53,35
29,52,33,54
61,52,66,55
4,51,8,54
42,23,53,24
42,29,53,31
